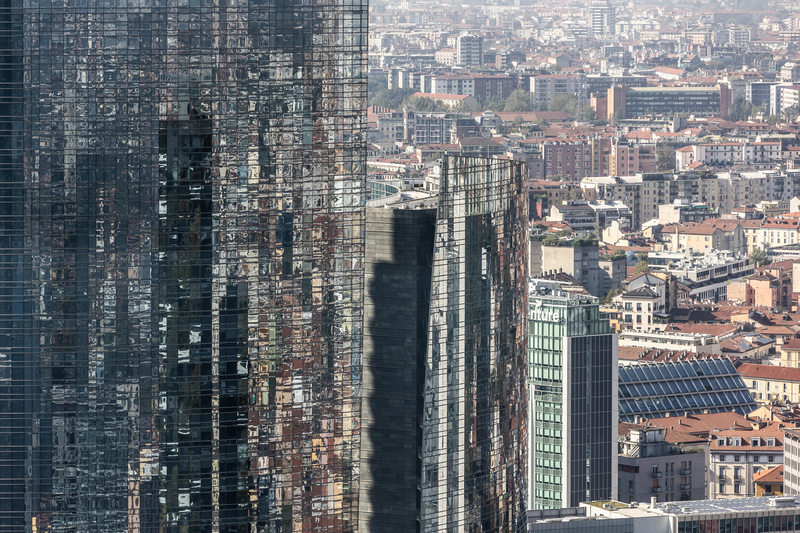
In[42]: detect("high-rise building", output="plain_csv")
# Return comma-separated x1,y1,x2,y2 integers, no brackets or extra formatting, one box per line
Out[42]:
590,0,616,37
421,155,529,532
456,32,484,66
528,279,618,509
0,0,367,531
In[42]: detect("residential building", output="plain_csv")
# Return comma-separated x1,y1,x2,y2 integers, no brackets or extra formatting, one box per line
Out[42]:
411,92,478,110
531,74,584,110
618,360,756,422
541,139,609,181
658,251,753,303
629,272,679,313
782,427,800,496
422,155,529,532
663,221,747,256
456,31,483,66
710,420,784,499
0,0,370,529
611,143,659,177
657,203,721,225
618,329,722,354
600,252,628,294
728,266,793,310
781,339,800,368
589,0,616,37
529,279,618,509
540,237,602,296
618,425,708,503
754,466,784,497
619,287,662,329
738,364,800,404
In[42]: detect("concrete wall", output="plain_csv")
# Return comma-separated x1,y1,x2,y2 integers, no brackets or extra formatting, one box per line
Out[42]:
359,208,436,533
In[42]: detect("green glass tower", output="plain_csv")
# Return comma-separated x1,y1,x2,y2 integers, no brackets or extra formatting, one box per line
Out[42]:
528,279,618,509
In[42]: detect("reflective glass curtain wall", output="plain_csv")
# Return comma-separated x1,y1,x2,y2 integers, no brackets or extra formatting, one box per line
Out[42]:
422,155,528,533
0,0,366,530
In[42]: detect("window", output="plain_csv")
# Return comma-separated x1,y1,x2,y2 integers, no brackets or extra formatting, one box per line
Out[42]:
717,438,726,446
734,455,740,462
753,455,759,462
767,438,776,447
734,483,740,494
751,437,760,446
624,302,632,311
768,455,775,463
719,454,726,462
636,303,642,311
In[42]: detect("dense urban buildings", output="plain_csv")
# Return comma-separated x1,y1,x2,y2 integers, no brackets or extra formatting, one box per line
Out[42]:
528,280,617,509
0,0,367,530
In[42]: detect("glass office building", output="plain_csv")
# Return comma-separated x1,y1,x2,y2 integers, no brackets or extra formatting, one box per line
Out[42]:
0,0,366,531
528,280,618,510
421,155,529,533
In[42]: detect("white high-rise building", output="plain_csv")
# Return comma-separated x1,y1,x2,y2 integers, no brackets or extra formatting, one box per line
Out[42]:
590,0,616,37
456,31,483,66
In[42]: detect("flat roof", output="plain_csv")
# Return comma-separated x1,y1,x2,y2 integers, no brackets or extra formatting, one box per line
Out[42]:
628,87,719,92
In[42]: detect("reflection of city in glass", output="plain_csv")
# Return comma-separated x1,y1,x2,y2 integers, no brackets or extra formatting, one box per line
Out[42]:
528,280,618,510
422,155,529,533
0,0,366,530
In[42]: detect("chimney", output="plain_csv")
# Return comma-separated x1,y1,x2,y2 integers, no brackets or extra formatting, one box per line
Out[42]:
651,496,658,509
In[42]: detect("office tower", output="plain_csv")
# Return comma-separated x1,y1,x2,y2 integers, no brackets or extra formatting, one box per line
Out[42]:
589,0,616,37
0,0,366,531
528,280,618,510
421,155,529,533
361,207,436,533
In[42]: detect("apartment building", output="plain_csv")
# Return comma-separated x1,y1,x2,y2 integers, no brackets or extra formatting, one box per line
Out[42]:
738,364,800,404
541,139,605,181
710,421,785,499
612,143,659,176
531,74,584,109
456,31,483,66
618,426,708,503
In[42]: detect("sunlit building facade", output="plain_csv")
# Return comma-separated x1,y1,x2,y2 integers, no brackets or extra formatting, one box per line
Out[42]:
528,281,618,510
421,155,529,533
0,0,367,531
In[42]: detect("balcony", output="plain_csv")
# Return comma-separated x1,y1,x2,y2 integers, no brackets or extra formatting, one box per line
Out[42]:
680,468,692,475
652,487,663,493
652,471,663,478
680,484,692,491
718,475,727,482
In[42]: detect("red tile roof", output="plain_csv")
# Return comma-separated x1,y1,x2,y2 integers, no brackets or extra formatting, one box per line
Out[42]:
738,363,800,382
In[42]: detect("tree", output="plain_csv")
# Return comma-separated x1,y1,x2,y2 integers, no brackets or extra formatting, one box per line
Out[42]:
512,115,524,130
550,93,580,114
503,89,535,113
705,59,728,71
567,188,584,201
634,253,649,274
750,247,771,267
730,97,754,122
765,114,782,125
537,101,549,111
656,144,676,171
599,288,622,304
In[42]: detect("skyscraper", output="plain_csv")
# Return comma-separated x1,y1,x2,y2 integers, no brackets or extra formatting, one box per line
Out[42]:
0,0,367,530
421,155,529,533
528,279,618,510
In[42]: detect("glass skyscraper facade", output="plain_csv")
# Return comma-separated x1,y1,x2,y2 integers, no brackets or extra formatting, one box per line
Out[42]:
528,280,617,510
0,0,366,530
422,155,529,533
